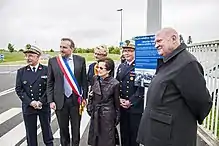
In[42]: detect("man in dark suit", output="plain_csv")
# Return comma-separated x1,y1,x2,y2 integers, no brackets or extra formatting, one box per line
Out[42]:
137,28,212,146
47,38,88,146
116,39,144,146
15,45,53,146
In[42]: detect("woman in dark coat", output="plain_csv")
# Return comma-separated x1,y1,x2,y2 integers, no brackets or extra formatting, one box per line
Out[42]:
87,57,120,146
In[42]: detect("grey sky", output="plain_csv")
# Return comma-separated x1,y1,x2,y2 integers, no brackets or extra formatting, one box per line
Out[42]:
0,0,218,50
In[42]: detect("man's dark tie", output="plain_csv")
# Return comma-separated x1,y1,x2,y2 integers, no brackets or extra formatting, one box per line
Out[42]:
33,67,36,72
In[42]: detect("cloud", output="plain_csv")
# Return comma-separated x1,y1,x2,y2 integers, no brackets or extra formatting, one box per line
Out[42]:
0,0,218,50
162,0,219,42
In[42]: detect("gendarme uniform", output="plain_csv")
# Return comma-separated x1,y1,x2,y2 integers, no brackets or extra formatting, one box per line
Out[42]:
15,45,53,146
116,40,144,146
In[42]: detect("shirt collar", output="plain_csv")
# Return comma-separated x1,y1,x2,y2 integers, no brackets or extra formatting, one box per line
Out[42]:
64,55,73,61
126,59,135,66
68,55,73,60
163,43,186,63
30,63,39,71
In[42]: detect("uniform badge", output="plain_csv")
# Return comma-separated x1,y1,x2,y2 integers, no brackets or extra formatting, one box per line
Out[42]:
41,75,47,79
130,71,135,77
23,81,27,84
118,68,121,73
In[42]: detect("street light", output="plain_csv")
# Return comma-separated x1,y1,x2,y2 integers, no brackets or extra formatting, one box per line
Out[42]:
117,8,123,45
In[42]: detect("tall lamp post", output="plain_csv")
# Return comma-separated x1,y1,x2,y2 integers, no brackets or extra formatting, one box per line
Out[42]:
117,8,123,45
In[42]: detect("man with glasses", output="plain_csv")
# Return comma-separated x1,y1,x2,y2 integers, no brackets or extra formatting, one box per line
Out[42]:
87,45,108,86
116,39,144,146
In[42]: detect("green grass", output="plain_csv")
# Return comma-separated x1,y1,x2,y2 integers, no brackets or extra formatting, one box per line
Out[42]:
0,51,120,65
0,52,25,62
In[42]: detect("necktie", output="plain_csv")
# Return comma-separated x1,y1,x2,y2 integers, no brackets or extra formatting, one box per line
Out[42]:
32,67,36,72
64,58,72,97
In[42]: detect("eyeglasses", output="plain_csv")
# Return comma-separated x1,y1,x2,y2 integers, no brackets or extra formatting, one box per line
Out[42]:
94,53,105,56
122,49,134,53
97,66,106,70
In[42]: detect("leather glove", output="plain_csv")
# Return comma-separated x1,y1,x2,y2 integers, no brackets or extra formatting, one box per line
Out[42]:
87,104,93,116
115,111,120,126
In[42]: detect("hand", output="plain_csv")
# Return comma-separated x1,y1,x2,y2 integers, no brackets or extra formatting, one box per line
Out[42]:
124,100,131,109
120,99,131,109
120,98,126,105
36,101,42,109
50,102,56,110
87,105,93,116
82,99,87,106
30,101,38,109
120,98,127,108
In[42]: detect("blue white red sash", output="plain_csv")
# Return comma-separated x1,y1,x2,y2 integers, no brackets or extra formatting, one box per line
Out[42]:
56,55,82,101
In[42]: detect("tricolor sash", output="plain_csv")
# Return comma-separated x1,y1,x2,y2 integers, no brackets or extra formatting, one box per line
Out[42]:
57,55,85,115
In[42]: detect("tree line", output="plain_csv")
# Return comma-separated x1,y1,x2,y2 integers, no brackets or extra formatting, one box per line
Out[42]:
2,44,121,54
2,35,193,54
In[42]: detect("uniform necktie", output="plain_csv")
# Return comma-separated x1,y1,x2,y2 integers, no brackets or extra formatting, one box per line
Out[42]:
64,58,72,97
32,67,36,72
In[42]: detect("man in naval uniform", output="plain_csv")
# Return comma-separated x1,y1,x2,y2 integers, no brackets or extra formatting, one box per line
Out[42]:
15,45,53,146
116,39,145,146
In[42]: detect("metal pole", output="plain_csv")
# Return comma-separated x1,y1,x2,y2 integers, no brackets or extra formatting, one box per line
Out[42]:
146,0,162,34
117,9,123,43
120,9,123,42
144,0,162,109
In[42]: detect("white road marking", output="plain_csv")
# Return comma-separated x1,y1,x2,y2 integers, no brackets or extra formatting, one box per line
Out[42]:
0,108,21,125
53,109,90,139
0,108,90,145
19,110,55,146
0,118,26,145
0,87,15,97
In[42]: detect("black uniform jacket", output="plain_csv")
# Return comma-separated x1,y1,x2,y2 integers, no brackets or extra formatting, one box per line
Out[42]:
15,64,49,114
116,61,144,113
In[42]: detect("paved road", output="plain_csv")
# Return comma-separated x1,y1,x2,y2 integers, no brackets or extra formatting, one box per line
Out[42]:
0,65,208,146
0,66,90,146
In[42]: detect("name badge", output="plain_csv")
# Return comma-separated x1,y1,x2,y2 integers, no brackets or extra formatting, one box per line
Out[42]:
130,71,135,77
41,75,47,79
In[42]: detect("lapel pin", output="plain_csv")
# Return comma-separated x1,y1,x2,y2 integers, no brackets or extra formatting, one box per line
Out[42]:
23,81,27,84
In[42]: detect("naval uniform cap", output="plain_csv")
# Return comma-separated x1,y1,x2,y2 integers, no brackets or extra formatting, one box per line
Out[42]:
121,39,135,49
23,45,42,55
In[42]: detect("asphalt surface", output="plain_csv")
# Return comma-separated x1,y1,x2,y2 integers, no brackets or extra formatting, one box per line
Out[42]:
0,65,90,146
0,65,209,146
